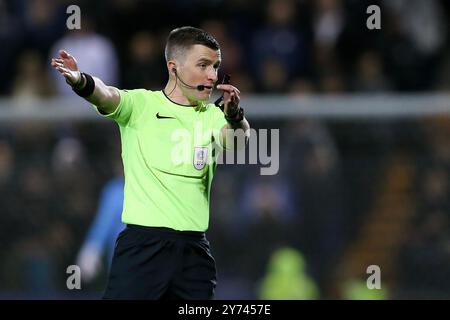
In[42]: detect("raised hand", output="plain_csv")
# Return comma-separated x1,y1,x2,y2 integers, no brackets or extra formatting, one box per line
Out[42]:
50,49,82,86
216,84,241,117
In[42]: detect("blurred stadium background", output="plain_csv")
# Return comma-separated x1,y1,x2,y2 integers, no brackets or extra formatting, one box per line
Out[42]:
1,0,450,299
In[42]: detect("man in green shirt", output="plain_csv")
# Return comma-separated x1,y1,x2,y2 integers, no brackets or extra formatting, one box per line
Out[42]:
51,26,250,299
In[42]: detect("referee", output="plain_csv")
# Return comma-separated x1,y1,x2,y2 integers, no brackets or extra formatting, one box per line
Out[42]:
51,26,250,299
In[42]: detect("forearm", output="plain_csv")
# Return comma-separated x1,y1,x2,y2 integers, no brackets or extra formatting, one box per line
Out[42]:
71,73,120,114
221,117,251,150
85,77,120,115
51,51,120,113
226,117,250,132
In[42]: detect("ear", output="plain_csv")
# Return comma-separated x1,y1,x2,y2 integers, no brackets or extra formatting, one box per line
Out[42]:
167,60,177,76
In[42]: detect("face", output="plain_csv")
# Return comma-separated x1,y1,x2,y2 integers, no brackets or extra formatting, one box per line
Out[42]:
174,44,221,102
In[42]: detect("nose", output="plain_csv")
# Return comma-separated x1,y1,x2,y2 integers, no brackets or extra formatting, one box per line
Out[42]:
207,67,218,83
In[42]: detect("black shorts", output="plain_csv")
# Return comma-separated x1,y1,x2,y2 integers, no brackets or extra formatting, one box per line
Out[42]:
103,224,217,300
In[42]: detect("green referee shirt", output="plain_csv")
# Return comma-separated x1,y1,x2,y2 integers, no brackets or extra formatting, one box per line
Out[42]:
93,89,227,231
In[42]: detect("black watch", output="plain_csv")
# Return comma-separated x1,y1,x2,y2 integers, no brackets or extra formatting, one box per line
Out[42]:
225,107,244,124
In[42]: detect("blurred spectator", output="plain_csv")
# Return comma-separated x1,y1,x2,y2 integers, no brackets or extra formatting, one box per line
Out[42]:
23,0,66,57
288,78,316,96
237,175,297,287
312,0,345,74
383,0,446,57
201,20,255,93
397,168,450,297
258,247,319,299
382,0,447,90
76,170,125,286
313,0,345,49
319,69,345,93
284,119,345,297
0,0,449,95
395,118,450,298
258,58,290,93
51,137,88,174
251,0,309,91
49,16,119,97
12,50,54,101
76,154,125,283
123,31,166,90
0,0,25,94
352,51,392,92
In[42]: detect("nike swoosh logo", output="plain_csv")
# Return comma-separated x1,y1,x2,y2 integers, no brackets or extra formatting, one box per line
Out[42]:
156,112,175,119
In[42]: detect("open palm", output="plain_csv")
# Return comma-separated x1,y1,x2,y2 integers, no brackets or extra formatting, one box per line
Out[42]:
50,49,81,86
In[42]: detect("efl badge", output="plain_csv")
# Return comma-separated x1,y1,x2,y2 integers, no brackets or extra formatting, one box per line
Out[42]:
193,147,208,170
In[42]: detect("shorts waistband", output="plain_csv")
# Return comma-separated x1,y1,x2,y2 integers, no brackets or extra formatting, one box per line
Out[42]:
126,224,206,240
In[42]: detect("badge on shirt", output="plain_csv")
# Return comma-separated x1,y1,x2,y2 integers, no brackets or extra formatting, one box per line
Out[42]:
193,146,208,170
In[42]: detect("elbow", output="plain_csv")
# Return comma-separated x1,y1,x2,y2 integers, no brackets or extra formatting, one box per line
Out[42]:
97,87,119,114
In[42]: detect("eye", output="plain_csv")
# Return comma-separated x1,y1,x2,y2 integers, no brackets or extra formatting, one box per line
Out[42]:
199,63,207,69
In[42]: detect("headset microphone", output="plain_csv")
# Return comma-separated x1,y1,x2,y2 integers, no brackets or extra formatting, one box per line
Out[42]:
173,68,209,91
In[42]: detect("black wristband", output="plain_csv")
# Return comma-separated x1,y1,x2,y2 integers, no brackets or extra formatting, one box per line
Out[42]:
72,72,95,97
66,73,85,88
225,107,244,125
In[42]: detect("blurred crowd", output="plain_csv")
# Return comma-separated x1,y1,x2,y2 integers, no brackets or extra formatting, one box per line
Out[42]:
1,0,450,97
1,0,450,299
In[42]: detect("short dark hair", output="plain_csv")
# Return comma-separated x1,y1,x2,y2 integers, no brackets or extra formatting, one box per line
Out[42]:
165,26,220,62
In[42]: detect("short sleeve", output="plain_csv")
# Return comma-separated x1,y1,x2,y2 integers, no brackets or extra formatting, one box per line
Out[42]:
92,89,147,127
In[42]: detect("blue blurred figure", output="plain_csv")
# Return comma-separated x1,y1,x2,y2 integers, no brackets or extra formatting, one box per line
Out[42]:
76,176,125,284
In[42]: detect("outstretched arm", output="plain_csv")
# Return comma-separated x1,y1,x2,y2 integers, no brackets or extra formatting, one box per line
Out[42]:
51,49,120,114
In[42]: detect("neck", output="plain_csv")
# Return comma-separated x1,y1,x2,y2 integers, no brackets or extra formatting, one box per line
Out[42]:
164,80,198,106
